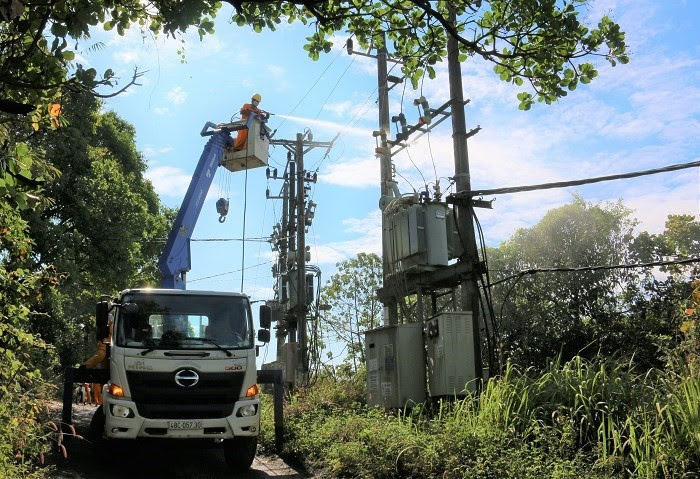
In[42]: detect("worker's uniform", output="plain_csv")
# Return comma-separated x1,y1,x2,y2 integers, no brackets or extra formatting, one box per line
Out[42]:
233,103,264,151
84,336,110,405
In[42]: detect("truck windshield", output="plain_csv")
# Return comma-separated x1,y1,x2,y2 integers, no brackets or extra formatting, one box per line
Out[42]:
116,293,252,351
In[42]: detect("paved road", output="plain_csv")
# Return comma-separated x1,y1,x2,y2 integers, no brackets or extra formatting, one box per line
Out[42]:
49,403,309,479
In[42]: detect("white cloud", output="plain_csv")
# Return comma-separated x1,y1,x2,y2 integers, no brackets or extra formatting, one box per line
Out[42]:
145,165,192,197
311,211,383,265
319,157,379,188
153,107,169,115
274,114,373,138
72,53,90,66
622,171,700,234
243,285,274,301
265,64,289,91
166,86,187,105
266,64,286,78
142,145,175,158
322,99,372,120
114,50,141,64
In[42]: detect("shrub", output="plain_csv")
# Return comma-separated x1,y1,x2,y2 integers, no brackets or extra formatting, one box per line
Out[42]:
261,356,699,478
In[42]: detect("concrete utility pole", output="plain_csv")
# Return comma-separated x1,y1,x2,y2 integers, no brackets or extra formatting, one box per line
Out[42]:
269,134,334,388
295,132,308,377
447,6,483,379
286,158,297,379
275,171,290,362
376,38,399,326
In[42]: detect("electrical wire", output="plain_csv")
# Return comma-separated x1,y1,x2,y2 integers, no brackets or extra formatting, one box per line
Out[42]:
488,257,700,288
473,210,499,372
191,237,275,242
452,160,700,198
402,146,427,189
426,131,438,187
252,170,273,305
310,60,399,172
314,56,356,120
187,260,273,283
394,169,417,193
272,44,345,132
418,68,438,187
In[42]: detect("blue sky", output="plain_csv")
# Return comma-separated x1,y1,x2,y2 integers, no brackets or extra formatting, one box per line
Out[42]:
79,0,698,317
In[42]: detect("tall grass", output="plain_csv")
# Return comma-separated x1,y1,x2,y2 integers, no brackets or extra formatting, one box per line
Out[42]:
261,357,699,478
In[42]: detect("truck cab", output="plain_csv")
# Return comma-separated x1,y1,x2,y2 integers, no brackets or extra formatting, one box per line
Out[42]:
97,288,261,471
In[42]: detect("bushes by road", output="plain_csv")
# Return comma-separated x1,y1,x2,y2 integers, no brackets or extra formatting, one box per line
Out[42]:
261,356,700,478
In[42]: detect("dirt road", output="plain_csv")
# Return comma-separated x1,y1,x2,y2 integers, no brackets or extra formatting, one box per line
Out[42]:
49,403,309,479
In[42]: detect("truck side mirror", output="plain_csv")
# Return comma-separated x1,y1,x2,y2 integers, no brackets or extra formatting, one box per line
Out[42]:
122,303,139,314
257,329,270,344
96,301,110,340
259,305,271,329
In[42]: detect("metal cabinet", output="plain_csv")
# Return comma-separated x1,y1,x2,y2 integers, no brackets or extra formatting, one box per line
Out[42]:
365,323,425,408
426,312,477,397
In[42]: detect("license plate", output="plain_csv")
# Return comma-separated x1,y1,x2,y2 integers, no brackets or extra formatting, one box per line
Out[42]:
168,421,203,430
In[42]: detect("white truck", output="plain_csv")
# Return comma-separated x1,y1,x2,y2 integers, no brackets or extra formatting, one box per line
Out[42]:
91,288,271,471
70,117,274,470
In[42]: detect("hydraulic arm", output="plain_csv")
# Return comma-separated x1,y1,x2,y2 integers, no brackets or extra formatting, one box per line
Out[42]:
158,114,266,289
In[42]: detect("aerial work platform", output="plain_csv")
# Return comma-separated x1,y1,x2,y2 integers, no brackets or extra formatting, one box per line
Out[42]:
200,114,271,173
221,119,271,172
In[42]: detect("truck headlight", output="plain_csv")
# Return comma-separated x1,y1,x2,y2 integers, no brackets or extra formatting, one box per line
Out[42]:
237,404,257,417
110,404,134,418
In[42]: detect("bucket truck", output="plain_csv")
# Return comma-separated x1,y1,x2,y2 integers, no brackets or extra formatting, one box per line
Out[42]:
63,113,273,472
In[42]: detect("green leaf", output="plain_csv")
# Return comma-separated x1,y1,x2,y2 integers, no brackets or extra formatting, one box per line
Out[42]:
51,23,68,37
14,143,29,159
62,50,75,61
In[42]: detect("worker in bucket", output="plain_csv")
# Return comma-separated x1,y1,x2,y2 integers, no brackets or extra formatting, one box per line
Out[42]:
81,313,113,405
233,93,269,151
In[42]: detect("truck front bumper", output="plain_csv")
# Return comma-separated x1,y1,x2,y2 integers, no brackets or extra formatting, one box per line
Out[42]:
103,396,260,440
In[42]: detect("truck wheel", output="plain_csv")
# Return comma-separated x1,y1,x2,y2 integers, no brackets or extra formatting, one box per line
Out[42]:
88,406,107,457
223,436,257,472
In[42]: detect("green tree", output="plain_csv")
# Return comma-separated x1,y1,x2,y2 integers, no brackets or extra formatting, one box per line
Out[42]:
321,253,382,374
0,141,58,478
621,214,700,369
231,0,628,109
633,214,700,276
488,197,639,368
489,200,698,371
0,0,626,123
22,90,172,369
0,0,220,126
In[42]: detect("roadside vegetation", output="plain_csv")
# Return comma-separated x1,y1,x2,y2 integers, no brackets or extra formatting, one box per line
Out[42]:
260,205,699,478
1,2,691,478
262,338,699,478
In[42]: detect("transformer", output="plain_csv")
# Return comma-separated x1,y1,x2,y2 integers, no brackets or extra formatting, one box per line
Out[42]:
384,202,450,274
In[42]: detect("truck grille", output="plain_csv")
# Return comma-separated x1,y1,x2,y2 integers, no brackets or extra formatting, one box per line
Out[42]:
126,371,245,419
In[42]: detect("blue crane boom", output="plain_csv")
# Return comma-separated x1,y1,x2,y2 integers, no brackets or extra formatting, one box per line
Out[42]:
158,114,266,289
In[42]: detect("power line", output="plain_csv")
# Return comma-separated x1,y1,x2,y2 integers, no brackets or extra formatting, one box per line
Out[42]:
314,56,356,119
272,45,345,132
487,257,700,288
179,237,274,242
451,160,700,198
188,260,273,283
